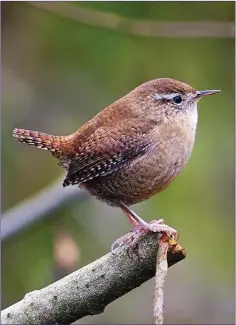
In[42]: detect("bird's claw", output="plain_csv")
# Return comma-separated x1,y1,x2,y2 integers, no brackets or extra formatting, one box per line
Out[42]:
110,218,178,254
148,219,179,241
111,231,134,255
111,239,120,255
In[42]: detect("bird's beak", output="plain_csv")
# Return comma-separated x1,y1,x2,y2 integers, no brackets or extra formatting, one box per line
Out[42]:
196,89,221,99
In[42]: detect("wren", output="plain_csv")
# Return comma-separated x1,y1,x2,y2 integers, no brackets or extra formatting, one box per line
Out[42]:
13,78,220,249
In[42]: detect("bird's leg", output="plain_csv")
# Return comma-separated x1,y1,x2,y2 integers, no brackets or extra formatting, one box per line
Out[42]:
111,201,178,254
119,202,178,235
119,201,151,231
120,205,141,232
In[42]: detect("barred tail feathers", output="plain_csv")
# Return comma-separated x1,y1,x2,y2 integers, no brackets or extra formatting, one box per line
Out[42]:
13,128,64,153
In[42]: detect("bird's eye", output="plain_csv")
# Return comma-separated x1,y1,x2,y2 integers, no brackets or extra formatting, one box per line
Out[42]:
172,95,182,104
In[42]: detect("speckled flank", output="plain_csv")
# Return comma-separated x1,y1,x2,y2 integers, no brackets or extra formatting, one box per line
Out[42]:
82,116,196,206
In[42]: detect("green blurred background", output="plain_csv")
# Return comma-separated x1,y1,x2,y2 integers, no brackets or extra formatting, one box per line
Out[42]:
1,2,234,324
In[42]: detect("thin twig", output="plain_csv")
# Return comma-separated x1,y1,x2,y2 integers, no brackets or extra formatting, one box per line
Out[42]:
27,2,234,38
153,234,169,324
1,232,186,325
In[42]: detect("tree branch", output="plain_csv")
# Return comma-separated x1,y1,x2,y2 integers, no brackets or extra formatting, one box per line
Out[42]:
27,2,234,38
1,232,186,325
1,177,88,242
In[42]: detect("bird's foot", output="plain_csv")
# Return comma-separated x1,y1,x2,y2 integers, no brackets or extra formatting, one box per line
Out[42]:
147,219,178,240
111,219,178,254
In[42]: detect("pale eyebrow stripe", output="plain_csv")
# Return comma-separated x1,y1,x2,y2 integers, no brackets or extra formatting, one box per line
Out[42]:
152,93,180,100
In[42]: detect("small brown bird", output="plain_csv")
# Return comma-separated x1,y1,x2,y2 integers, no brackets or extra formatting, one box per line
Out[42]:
13,78,220,249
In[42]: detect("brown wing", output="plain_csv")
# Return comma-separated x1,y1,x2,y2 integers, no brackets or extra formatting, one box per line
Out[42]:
63,121,152,187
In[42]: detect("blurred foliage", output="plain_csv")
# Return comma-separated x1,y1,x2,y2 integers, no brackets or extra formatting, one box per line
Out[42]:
1,2,234,324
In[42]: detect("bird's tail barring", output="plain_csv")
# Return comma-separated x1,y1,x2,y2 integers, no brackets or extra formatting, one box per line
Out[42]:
13,128,63,153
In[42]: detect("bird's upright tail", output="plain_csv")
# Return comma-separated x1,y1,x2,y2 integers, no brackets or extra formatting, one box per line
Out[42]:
13,128,64,154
